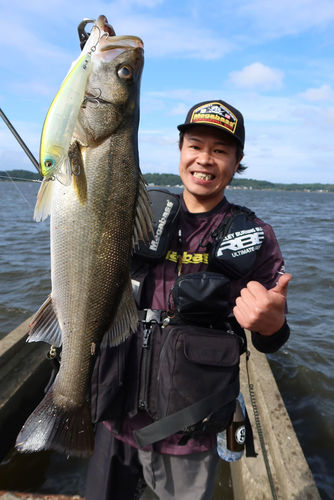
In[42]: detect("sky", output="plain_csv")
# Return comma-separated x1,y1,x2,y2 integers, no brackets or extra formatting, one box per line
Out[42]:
0,0,334,184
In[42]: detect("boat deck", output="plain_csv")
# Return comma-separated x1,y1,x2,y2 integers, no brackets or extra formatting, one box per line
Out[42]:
0,320,321,500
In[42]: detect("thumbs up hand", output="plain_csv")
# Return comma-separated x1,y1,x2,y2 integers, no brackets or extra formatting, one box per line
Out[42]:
233,273,291,336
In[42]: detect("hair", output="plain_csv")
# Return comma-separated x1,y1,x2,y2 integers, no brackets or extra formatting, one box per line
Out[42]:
178,131,247,175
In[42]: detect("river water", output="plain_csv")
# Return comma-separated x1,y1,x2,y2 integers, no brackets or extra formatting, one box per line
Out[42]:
0,181,333,499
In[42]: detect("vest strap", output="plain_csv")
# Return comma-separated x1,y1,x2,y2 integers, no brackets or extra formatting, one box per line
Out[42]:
134,377,239,448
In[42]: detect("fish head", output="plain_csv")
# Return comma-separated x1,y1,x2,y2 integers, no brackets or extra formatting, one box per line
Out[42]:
77,36,144,145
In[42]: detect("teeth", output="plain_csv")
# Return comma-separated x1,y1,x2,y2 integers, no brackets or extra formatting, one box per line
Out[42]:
193,172,214,181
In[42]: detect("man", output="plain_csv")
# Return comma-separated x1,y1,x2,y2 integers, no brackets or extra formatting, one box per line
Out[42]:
85,100,290,500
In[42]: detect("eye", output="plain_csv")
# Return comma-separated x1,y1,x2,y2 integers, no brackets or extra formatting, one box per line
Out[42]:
118,65,134,81
44,160,54,169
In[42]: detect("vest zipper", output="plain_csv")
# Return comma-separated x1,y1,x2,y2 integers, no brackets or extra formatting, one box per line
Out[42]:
139,325,152,409
157,327,175,381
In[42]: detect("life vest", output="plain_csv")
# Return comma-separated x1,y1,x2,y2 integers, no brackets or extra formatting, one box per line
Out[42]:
90,189,259,453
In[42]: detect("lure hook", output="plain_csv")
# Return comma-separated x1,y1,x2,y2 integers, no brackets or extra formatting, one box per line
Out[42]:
88,27,110,54
82,88,102,108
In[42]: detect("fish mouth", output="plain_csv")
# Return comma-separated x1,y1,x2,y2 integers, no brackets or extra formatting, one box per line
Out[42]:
99,35,144,51
94,35,144,63
192,172,215,181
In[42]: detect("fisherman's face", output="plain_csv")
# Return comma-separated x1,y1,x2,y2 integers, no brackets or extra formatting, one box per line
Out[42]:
179,126,242,212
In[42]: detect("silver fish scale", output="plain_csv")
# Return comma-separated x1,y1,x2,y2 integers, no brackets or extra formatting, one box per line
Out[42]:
50,135,139,408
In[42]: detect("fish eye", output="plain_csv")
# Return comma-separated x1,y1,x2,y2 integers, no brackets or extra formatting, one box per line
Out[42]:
118,65,134,81
44,160,54,169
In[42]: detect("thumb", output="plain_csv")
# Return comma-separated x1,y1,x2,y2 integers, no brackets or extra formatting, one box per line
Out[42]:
271,273,291,298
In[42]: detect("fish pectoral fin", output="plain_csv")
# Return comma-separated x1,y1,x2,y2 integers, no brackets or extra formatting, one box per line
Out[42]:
34,179,54,222
70,141,88,205
28,295,62,347
101,276,138,348
132,173,155,249
55,156,72,186
69,141,82,176
15,387,94,458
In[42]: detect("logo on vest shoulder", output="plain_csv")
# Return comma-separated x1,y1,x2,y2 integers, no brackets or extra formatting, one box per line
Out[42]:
217,227,265,258
149,200,174,251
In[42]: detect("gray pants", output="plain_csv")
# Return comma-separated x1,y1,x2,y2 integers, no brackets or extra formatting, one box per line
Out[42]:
138,447,220,500
86,423,220,500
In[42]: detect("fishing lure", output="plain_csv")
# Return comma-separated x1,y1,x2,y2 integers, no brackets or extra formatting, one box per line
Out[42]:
39,27,105,185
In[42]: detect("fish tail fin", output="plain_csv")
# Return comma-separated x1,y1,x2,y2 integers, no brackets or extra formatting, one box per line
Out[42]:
34,180,54,222
101,275,138,347
16,387,94,458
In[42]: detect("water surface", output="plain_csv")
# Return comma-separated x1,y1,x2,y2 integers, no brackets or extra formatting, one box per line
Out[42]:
0,182,333,499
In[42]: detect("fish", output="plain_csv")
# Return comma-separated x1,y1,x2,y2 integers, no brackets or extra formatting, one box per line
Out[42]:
15,31,153,458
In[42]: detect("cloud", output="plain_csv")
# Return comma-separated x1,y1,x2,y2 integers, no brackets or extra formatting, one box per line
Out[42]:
299,85,333,102
128,0,165,6
228,63,284,91
322,108,334,128
168,103,189,116
236,0,334,38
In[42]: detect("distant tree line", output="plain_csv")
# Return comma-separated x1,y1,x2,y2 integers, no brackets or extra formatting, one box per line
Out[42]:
0,169,42,181
229,178,334,192
144,173,183,186
1,170,333,192
143,173,334,192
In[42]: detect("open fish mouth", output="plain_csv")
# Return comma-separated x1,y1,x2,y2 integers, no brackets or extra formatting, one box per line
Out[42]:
93,35,144,63
193,172,214,181
100,34,144,51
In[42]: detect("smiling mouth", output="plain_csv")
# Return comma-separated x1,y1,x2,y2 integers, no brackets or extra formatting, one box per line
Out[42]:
192,172,214,181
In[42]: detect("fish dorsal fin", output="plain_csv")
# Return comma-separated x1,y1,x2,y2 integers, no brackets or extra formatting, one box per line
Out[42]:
101,275,138,348
132,173,154,248
28,295,62,348
34,180,54,222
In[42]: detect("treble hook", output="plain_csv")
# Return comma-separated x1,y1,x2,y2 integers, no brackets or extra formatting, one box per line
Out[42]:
88,26,110,54
82,88,102,109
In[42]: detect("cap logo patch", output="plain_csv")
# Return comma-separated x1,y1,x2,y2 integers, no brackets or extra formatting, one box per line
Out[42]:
190,102,238,134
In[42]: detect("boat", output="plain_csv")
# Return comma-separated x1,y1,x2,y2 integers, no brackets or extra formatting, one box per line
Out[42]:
0,317,322,500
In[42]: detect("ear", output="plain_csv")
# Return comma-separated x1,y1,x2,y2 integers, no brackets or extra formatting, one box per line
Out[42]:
234,154,244,174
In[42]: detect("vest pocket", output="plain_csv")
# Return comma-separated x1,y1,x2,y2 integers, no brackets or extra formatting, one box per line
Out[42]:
157,326,240,419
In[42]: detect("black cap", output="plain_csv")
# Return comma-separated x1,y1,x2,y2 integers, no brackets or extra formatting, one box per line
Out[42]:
177,100,245,149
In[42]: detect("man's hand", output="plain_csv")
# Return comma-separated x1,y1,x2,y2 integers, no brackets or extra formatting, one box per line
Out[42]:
233,273,291,336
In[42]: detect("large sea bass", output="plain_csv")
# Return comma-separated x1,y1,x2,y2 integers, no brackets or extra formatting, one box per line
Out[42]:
15,30,152,457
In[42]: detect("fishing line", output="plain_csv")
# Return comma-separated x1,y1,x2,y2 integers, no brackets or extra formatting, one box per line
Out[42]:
0,175,40,182
2,170,50,235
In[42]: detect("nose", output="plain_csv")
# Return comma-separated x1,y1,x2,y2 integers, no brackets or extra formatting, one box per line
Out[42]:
196,150,214,165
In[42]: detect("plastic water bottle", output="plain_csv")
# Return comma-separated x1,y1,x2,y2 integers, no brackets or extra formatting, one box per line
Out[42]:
217,392,246,462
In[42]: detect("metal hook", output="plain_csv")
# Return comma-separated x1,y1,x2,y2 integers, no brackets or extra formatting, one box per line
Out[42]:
82,87,102,108
88,27,109,53
82,97,100,109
